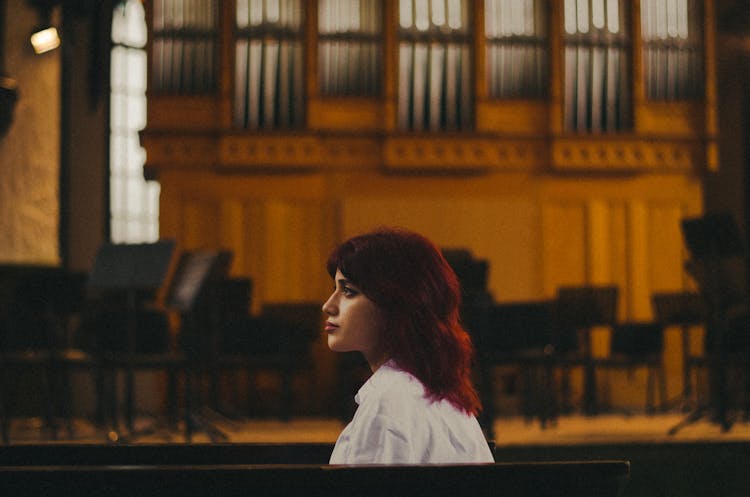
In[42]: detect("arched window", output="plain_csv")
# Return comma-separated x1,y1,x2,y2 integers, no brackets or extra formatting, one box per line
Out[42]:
110,0,159,242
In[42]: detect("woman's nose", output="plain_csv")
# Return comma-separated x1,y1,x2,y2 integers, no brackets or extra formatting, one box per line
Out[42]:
322,293,337,315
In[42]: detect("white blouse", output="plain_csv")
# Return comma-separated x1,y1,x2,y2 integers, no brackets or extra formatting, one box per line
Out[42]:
329,360,495,465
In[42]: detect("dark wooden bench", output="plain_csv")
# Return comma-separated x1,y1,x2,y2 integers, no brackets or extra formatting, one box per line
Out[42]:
0,442,334,466
0,460,628,497
0,443,628,497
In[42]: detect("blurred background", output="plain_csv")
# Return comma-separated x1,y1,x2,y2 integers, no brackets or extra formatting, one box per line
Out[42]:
2,3,750,494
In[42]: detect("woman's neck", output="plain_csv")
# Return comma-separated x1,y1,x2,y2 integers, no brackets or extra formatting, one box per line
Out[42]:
366,353,391,373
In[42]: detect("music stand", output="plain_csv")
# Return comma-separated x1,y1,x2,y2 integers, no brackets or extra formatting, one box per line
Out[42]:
87,240,176,440
670,212,744,434
89,241,176,292
165,250,232,314
163,249,233,442
681,213,743,260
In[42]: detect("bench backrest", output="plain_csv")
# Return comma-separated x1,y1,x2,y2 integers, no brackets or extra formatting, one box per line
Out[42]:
0,460,629,497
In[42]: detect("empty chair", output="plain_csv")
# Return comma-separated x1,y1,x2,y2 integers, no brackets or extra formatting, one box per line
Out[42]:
471,300,557,439
553,285,619,416
652,292,706,410
217,302,321,420
599,321,666,413
0,267,85,443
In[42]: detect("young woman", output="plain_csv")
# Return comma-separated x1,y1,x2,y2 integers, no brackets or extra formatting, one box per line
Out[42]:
322,227,494,464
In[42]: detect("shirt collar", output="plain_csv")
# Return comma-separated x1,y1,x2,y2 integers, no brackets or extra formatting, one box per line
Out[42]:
354,359,400,405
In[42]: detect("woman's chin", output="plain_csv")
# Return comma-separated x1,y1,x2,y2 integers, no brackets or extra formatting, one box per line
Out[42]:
327,335,344,352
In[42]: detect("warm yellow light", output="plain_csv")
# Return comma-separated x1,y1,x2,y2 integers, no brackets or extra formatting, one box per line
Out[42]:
30,27,61,54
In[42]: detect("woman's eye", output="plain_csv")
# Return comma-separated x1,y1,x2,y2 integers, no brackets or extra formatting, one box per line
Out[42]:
341,286,357,297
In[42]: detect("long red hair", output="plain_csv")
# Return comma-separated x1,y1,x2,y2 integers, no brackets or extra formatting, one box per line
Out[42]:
326,227,481,415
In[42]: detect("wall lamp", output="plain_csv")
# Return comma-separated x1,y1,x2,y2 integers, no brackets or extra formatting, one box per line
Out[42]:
28,0,61,54
30,26,61,54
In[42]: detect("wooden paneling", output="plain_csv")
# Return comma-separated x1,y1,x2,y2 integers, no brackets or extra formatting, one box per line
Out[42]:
539,178,702,312
341,195,543,302
307,99,385,131
635,102,706,135
157,170,334,308
143,130,710,175
625,200,651,319
154,165,704,409
475,101,550,134
157,169,702,314
182,199,221,249
649,203,693,293
609,202,628,318
550,136,701,172
146,97,221,130
542,202,587,294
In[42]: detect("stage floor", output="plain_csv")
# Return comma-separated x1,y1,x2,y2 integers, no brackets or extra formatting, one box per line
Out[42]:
6,411,750,446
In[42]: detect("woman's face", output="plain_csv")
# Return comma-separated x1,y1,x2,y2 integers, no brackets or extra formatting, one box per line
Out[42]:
322,269,388,370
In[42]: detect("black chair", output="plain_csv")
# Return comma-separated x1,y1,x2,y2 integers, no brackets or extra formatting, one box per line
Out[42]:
442,248,493,306
553,285,619,415
598,321,667,413
0,267,85,443
217,302,321,421
0,268,60,443
652,292,706,411
196,277,253,416
471,300,557,439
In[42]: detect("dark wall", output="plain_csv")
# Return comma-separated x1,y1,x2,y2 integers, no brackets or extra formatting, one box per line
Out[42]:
60,1,112,273
709,2,750,285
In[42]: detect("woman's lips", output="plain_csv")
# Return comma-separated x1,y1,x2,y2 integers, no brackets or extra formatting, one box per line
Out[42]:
325,322,339,333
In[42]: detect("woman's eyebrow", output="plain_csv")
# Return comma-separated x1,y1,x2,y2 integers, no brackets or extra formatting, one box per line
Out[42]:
338,278,361,292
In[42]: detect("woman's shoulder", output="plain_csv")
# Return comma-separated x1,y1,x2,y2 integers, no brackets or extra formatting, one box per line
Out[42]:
358,363,425,410
377,362,425,393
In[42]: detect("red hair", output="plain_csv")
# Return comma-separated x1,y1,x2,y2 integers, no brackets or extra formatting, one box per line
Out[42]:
326,227,481,415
